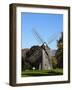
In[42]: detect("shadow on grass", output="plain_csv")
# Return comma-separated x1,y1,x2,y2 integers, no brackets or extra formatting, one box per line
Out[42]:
22,70,63,77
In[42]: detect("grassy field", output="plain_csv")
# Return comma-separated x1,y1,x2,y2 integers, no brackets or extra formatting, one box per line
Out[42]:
21,68,63,77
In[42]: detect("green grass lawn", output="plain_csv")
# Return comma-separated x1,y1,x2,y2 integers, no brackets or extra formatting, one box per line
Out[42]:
21,68,63,77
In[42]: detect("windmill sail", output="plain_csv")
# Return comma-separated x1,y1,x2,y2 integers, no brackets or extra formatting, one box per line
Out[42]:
47,32,60,45
32,28,44,44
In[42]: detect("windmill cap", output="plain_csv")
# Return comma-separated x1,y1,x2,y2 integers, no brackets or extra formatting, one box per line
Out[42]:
43,42,47,46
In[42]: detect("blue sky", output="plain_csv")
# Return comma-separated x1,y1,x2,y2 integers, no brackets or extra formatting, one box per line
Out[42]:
21,12,63,49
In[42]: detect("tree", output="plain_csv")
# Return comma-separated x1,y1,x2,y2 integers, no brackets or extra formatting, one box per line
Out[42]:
51,56,57,69
55,32,63,68
22,45,42,71
26,45,42,69
22,56,32,71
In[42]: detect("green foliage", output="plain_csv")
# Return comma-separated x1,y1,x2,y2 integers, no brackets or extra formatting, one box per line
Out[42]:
22,45,42,71
51,56,57,69
55,32,63,68
22,56,32,71
26,46,42,68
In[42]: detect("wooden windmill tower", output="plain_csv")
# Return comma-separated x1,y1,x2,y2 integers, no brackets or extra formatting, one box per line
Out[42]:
33,29,58,70
41,42,52,70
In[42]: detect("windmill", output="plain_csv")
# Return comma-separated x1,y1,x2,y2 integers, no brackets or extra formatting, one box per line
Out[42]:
32,28,59,70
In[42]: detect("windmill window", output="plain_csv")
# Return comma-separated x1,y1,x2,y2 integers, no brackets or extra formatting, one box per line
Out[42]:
45,64,46,66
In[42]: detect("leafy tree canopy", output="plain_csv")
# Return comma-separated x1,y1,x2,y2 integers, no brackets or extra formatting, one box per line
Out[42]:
55,32,63,68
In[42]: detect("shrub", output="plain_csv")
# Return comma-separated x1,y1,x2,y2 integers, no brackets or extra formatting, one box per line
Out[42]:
51,56,57,69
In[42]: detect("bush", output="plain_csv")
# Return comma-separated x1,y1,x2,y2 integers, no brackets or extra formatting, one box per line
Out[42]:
51,56,57,69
